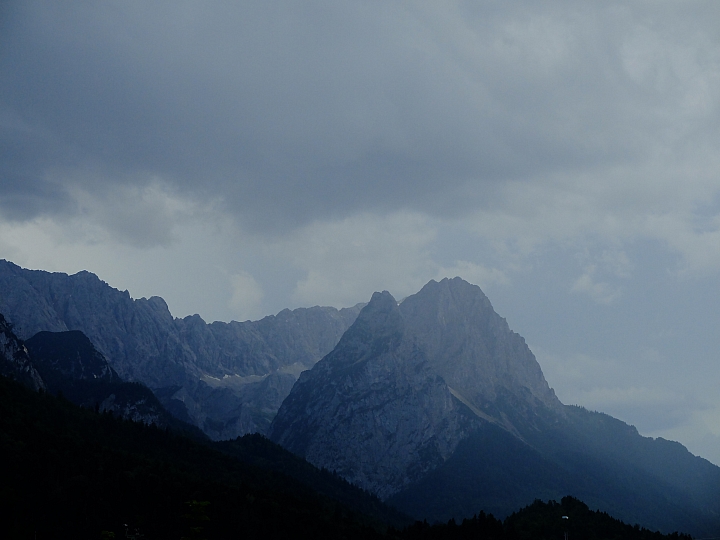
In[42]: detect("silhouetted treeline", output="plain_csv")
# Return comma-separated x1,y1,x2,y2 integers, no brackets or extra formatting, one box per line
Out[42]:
0,375,389,539
396,497,694,540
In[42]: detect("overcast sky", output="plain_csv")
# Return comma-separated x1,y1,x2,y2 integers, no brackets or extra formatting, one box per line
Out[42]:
2,1,720,464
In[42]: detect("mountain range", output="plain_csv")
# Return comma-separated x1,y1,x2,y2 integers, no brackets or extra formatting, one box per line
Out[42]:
0,259,360,438
1,259,719,536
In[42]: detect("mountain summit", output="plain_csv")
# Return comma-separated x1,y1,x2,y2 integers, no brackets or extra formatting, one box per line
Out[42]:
399,278,561,422
269,278,562,497
270,278,720,536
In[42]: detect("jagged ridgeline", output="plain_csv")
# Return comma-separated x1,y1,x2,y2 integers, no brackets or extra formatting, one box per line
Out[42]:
0,259,362,439
2,259,720,537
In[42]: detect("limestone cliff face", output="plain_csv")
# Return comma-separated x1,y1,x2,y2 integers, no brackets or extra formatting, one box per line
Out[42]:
400,278,562,436
271,291,482,497
0,260,361,438
269,278,562,497
0,312,44,391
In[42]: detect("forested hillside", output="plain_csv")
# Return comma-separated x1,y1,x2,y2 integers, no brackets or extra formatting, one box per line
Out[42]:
0,375,393,539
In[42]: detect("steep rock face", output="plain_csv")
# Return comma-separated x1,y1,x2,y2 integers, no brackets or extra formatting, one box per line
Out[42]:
0,262,196,387
0,259,361,438
269,278,720,536
270,280,558,497
400,278,562,435
401,279,557,406
0,313,44,391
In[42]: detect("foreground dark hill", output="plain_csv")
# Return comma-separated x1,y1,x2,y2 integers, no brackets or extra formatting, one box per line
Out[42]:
0,259,361,438
396,496,693,540
23,329,202,434
270,278,720,537
0,374,409,539
501,497,692,540
0,372,694,540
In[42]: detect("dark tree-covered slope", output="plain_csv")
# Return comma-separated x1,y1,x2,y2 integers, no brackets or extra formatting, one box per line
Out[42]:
504,497,693,540
0,374,403,539
0,371,695,540
395,497,693,540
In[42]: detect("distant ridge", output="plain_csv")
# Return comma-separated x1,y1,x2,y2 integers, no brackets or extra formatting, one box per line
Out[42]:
0,259,361,438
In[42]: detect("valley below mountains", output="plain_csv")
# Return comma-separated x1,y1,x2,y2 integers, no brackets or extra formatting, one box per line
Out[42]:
1,259,719,537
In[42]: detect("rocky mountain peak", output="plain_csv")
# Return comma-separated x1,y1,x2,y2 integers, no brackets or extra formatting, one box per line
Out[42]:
270,285,479,497
330,291,404,365
145,296,172,314
269,278,563,498
400,277,560,414
401,277,494,323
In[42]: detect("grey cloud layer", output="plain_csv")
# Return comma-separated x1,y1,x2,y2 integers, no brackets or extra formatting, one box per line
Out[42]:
4,1,717,237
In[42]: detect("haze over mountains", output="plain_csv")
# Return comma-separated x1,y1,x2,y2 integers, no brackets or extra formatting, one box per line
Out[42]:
1,259,719,536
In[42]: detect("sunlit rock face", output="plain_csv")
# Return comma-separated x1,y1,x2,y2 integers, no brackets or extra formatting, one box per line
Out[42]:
269,278,562,498
399,278,562,427
0,259,361,438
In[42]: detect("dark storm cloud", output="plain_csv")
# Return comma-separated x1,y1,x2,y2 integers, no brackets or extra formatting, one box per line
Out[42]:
1,1,718,233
